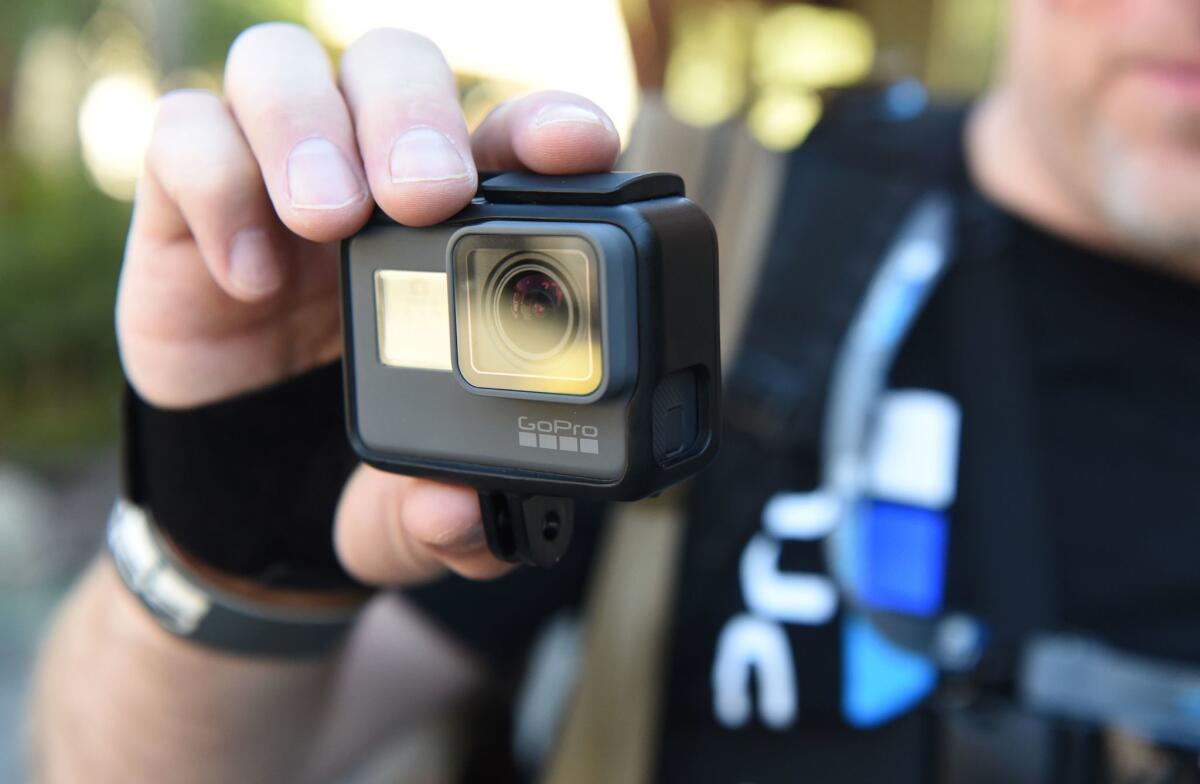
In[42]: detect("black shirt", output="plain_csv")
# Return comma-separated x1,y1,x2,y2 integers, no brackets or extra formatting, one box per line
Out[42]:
1009,216,1200,659
407,97,1200,782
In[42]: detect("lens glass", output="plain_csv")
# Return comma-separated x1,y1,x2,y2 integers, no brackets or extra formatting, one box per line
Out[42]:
453,239,603,397
493,264,575,359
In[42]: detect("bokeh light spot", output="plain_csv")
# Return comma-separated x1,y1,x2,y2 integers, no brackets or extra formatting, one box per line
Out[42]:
78,72,158,201
747,87,822,151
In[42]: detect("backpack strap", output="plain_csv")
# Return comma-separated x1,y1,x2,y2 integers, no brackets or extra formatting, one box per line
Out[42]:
938,198,1059,684
724,96,1062,685
724,99,967,455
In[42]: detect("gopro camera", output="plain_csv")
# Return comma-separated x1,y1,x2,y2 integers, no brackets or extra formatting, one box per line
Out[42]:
341,172,720,567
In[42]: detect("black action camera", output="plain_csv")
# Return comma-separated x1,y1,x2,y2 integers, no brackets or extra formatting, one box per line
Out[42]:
340,172,720,567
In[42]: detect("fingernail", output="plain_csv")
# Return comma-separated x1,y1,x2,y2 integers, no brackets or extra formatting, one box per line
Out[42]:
533,103,609,129
389,126,473,184
287,137,364,210
228,229,283,297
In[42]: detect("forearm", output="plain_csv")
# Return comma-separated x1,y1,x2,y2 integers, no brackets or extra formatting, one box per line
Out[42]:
28,557,337,784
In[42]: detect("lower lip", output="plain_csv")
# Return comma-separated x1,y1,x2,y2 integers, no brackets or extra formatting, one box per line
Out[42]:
1132,63,1200,105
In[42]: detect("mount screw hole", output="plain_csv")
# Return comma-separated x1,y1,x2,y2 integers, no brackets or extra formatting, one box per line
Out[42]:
542,511,561,542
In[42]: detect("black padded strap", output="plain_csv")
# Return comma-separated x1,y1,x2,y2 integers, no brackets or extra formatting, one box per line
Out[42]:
722,150,903,454
724,102,966,455
943,204,1058,684
122,361,363,591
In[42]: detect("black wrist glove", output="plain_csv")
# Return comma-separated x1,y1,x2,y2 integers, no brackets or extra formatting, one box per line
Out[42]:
122,360,363,592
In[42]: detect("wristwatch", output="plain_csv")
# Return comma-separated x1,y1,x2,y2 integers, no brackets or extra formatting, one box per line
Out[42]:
107,499,363,656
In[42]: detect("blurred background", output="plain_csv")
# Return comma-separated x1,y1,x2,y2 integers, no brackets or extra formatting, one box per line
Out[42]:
0,0,1003,777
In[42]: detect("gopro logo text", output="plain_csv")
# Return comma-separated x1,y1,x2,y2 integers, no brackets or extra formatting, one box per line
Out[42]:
517,416,599,454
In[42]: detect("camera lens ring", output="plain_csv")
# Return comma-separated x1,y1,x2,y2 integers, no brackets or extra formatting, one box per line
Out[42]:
486,256,579,362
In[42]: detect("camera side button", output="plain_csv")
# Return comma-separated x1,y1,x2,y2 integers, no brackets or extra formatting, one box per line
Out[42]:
662,406,685,454
653,367,701,464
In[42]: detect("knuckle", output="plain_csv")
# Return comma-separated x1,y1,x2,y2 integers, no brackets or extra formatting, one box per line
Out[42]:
390,516,445,574
404,513,444,549
332,516,361,577
151,88,220,134
155,87,220,114
531,88,584,103
244,90,322,131
184,160,257,209
349,27,442,58
477,99,510,127
341,28,453,88
228,21,313,66
225,23,327,100
385,479,427,544
151,144,255,209
528,89,612,121
145,90,223,180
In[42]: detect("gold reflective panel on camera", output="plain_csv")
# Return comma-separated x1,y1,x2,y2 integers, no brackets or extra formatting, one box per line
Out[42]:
454,246,603,396
375,270,453,371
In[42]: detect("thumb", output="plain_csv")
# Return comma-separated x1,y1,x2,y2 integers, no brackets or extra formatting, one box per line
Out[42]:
334,465,512,584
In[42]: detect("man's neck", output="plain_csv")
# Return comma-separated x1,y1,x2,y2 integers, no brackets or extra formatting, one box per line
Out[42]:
965,88,1123,254
968,92,1200,283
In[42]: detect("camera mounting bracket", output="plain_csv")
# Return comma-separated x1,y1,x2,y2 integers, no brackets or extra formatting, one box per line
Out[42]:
477,491,575,568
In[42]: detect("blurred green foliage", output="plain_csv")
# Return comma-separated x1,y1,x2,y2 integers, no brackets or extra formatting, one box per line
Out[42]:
0,0,305,459
0,149,128,456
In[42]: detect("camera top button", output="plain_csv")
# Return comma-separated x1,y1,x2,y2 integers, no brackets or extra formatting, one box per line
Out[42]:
479,171,684,206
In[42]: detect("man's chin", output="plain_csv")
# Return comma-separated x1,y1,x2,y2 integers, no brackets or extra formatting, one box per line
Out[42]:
1096,134,1200,264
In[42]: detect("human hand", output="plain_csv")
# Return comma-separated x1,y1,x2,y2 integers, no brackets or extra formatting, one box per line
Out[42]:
116,23,620,583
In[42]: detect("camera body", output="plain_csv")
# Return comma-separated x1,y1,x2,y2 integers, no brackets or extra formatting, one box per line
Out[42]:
340,171,720,505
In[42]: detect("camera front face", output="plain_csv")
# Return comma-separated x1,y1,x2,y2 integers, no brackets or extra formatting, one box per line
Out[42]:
342,176,720,500
371,221,635,405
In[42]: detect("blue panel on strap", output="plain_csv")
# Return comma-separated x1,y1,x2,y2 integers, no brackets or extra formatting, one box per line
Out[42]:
843,612,937,727
857,501,947,617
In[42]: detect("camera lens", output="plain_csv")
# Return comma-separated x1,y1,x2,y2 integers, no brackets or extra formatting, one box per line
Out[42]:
492,262,576,360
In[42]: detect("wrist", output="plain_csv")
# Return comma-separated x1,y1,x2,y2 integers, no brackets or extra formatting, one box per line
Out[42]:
114,358,376,655
122,360,362,592
31,557,336,784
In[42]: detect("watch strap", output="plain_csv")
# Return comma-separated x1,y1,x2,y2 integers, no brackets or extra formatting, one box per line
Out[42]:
107,499,363,657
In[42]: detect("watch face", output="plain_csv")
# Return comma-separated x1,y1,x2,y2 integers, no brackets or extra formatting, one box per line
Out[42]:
107,500,209,635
